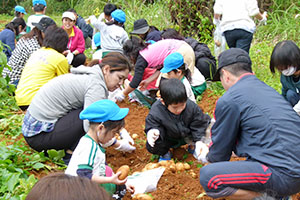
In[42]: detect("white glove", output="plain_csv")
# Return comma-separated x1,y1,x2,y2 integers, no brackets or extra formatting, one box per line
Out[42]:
147,129,160,147
259,11,267,25
193,141,209,163
293,100,300,115
115,91,125,102
115,139,136,152
120,128,134,145
66,52,74,65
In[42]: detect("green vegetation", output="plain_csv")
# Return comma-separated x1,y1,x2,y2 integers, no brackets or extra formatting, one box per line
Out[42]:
0,0,299,198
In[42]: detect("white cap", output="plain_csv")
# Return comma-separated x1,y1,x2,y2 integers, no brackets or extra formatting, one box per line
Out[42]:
62,11,76,21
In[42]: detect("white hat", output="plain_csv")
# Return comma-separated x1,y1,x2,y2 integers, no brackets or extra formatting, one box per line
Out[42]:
62,11,76,21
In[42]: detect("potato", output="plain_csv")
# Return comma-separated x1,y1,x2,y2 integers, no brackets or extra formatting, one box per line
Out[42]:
145,163,159,170
175,162,184,171
158,160,169,167
183,163,191,170
132,193,153,200
215,40,221,47
132,133,138,139
116,165,130,180
190,172,197,179
169,164,176,173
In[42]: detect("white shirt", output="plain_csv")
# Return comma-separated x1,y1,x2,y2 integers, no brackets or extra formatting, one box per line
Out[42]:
213,0,260,33
182,77,196,103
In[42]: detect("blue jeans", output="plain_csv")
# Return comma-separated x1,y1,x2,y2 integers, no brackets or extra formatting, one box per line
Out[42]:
286,89,300,106
224,29,253,53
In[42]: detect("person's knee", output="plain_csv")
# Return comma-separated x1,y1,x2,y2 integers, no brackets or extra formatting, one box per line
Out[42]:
199,165,212,191
286,89,299,106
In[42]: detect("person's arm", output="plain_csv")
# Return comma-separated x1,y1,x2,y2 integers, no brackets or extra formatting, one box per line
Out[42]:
280,75,289,99
56,55,70,75
206,98,240,163
92,171,126,185
139,70,161,90
6,31,16,56
123,55,148,96
74,28,85,54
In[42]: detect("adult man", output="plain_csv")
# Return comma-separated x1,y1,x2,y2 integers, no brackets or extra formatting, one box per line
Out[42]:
130,19,161,42
199,48,300,199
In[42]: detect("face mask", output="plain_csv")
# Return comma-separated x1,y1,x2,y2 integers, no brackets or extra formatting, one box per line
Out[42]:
281,66,297,76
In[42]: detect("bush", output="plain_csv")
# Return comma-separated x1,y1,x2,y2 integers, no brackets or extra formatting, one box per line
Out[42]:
168,0,214,42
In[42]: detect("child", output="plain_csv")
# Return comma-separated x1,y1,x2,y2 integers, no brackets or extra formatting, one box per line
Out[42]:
145,78,211,161
26,0,49,33
160,52,196,102
99,3,117,22
92,32,102,60
88,9,129,56
270,40,300,115
65,99,134,200
13,5,27,21
26,172,111,200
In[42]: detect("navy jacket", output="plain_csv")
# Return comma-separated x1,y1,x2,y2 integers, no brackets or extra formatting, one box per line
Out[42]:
208,74,300,178
145,99,210,142
76,15,93,39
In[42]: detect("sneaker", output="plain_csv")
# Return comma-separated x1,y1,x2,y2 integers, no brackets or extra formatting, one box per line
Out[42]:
253,193,276,200
158,151,172,162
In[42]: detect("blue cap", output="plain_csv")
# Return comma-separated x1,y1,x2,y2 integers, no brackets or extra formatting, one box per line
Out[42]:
161,52,184,73
15,6,27,14
111,9,126,23
80,99,129,123
93,32,101,47
32,0,47,6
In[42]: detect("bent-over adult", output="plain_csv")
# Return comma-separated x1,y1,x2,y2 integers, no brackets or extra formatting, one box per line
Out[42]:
22,52,134,161
117,36,202,100
199,48,300,199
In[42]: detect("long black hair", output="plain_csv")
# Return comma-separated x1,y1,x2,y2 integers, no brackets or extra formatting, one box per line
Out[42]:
5,18,26,36
123,36,149,64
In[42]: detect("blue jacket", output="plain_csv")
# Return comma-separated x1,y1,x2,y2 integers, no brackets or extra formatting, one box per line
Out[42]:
76,15,93,39
280,74,300,99
0,29,15,61
208,74,300,178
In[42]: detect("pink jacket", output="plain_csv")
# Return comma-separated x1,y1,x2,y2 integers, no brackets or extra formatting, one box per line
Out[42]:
63,25,85,53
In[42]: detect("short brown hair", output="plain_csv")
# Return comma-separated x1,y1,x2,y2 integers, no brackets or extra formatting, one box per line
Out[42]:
100,52,132,72
26,172,111,200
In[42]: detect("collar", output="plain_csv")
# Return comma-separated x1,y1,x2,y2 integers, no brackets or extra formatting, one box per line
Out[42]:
237,72,254,81
69,27,75,37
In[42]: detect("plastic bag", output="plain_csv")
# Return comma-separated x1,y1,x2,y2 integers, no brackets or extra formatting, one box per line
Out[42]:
213,20,226,57
126,167,165,195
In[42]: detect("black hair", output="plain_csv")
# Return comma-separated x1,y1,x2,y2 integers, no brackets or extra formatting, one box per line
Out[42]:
42,25,68,53
172,63,192,82
5,18,26,36
220,62,252,78
90,119,125,133
270,40,300,73
123,36,149,64
33,4,45,12
105,20,125,29
159,78,187,107
100,52,132,72
161,28,185,40
104,3,117,15
67,8,77,15
14,11,22,18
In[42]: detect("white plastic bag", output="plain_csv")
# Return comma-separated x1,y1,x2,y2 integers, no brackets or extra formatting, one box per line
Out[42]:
213,20,226,57
126,167,165,195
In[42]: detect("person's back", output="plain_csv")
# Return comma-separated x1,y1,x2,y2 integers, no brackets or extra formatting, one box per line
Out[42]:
26,0,49,33
216,74,300,176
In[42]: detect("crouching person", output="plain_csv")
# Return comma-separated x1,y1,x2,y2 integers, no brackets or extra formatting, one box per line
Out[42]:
65,99,134,200
145,78,211,161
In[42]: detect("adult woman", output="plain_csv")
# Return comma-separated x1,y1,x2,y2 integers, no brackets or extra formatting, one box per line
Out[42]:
2,17,56,86
15,25,69,110
270,40,300,114
62,11,86,67
0,18,26,61
22,52,134,162
117,36,204,100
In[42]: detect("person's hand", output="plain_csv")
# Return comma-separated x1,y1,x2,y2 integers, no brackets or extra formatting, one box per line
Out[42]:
193,141,209,163
115,91,125,102
125,183,135,194
115,139,136,152
110,171,127,185
120,128,134,145
139,79,150,91
66,52,74,65
293,100,300,115
147,129,160,147
85,16,92,24
259,11,267,25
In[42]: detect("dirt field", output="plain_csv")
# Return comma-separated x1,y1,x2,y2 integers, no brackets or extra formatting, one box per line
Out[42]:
106,89,300,200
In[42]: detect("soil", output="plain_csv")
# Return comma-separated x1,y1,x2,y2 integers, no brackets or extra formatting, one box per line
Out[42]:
106,90,300,200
